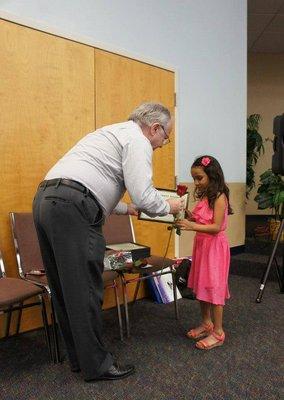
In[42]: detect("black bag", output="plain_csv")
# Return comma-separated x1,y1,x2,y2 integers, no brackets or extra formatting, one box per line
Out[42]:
174,258,196,300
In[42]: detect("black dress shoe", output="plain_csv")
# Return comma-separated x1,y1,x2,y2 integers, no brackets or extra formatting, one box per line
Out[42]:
86,363,135,381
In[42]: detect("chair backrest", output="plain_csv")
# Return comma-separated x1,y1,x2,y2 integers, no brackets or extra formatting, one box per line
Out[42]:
103,214,135,244
10,212,44,276
0,249,6,278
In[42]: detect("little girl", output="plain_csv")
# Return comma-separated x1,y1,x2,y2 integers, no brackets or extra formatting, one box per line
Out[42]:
176,155,233,350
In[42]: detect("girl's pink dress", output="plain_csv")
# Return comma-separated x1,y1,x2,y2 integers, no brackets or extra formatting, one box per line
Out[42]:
188,198,230,305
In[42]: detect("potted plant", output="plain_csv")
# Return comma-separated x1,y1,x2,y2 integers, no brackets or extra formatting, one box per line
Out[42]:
246,114,265,198
254,169,284,240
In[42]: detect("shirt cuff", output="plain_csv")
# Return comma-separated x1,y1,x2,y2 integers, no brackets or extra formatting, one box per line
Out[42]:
112,202,128,215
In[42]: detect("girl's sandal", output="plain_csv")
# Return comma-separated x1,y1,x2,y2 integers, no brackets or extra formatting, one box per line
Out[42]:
186,322,214,340
195,331,225,350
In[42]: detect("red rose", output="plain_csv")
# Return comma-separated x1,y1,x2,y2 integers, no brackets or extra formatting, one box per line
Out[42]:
176,184,187,197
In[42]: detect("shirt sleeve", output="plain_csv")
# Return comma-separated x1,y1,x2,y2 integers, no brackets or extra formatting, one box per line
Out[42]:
112,202,128,215
121,137,170,217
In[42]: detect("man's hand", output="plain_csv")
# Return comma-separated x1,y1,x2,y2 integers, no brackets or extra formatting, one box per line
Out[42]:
127,203,138,216
167,197,185,214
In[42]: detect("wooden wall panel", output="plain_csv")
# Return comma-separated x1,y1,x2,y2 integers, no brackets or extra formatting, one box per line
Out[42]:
95,49,176,262
0,21,176,336
0,20,95,336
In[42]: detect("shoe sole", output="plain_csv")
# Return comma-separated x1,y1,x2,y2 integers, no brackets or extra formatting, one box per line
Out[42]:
85,369,135,382
195,341,224,350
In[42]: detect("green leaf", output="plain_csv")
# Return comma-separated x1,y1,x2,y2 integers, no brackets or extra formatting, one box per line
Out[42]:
254,168,284,216
246,114,265,199
274,190,284,205
254,192,273,209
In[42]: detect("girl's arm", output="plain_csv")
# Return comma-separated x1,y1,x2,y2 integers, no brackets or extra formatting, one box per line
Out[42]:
176,194,227,234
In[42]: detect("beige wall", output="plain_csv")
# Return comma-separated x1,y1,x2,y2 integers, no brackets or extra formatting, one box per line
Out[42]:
247,53,284,215
179,182,246,256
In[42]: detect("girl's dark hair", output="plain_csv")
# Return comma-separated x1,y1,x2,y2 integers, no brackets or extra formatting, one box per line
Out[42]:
191,155,233,214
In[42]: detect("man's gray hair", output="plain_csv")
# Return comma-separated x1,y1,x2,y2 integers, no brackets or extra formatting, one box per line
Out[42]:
128,102,171,129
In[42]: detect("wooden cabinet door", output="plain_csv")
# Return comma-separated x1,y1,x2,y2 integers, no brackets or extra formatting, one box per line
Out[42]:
0,20,95,335
95,49,176,258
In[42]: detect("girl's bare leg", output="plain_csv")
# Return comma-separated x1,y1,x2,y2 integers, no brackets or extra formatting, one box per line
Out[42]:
200,300,212,324
212,304,224,335
186,301,213,338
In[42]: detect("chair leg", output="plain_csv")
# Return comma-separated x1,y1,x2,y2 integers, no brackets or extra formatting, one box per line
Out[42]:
132,275,142,305
15,302,23,335
120,274,130,338
113,281,123,341
171,268,179,320
40,295,53,362
4,307,12,338
50,298,60,363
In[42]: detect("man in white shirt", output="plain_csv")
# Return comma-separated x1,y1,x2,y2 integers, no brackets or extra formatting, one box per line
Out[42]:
33,102,183,382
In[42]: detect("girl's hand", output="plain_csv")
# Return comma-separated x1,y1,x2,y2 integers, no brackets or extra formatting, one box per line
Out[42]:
185,209,195,221
175,219,196,231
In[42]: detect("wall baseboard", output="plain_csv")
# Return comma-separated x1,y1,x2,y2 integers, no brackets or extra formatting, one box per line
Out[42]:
230,245,245,255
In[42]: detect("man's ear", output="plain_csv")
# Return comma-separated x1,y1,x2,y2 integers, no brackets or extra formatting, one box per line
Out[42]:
149,122,159,137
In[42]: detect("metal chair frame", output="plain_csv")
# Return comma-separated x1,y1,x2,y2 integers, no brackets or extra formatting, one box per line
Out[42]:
10,212,60,363
103,214,179,338
0,250,52,361
103,272,124,341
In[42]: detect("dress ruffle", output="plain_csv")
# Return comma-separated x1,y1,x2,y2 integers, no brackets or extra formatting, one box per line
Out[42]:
192,199,213,225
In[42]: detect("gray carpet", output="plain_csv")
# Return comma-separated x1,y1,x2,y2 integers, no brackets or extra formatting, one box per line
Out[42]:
0,275,283,400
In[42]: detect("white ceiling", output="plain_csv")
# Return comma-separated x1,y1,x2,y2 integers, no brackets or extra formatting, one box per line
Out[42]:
248,0,284,52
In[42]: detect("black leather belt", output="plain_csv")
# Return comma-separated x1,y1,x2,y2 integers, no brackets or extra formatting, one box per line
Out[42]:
40,178,100,205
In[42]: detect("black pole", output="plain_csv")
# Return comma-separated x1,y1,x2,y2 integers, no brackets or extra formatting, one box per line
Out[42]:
256,218,284,303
